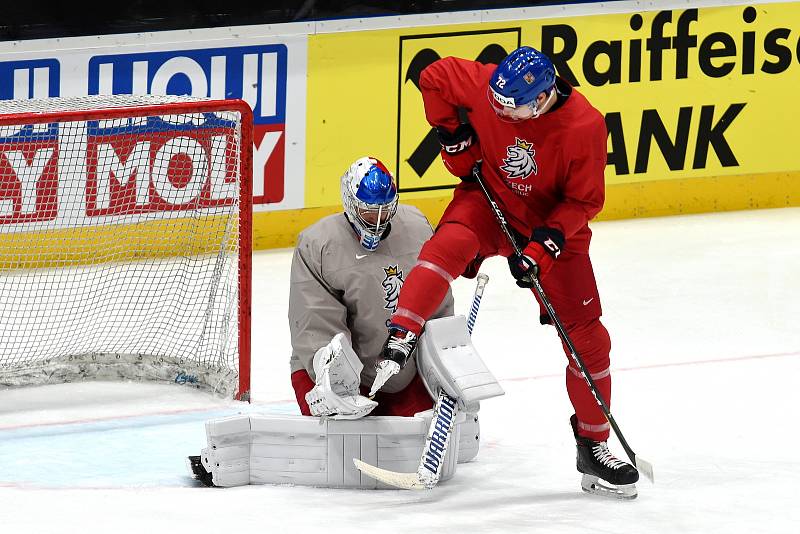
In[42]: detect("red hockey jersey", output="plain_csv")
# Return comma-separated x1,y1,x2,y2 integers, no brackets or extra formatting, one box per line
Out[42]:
420,57,607,252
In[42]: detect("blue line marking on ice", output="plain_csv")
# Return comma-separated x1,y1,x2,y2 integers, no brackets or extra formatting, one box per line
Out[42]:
0,402,298,489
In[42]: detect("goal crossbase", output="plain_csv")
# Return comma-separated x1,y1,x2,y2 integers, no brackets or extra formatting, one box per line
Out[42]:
0,352,241,398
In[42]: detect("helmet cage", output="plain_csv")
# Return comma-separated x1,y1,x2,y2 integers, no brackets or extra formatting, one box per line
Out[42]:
341,157,398,251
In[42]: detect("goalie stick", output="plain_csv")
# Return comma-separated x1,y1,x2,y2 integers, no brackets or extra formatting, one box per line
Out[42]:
354,273,489,490
471,166,654,484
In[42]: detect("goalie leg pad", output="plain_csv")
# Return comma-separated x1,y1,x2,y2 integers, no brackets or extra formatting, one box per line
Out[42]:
457,408,480,464
200,414,252,487
417,315,505,408
196,411,466,488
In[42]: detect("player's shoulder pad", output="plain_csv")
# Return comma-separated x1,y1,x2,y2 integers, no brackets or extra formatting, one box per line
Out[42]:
395,203,434,232
565,87,605,131
297,212,351,250
396,203,426,221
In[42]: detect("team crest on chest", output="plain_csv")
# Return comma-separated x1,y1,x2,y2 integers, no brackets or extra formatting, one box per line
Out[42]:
382,265,404,312
501,137,538,180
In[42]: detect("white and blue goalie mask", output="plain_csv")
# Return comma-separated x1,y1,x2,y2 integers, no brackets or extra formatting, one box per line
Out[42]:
341,156,399,251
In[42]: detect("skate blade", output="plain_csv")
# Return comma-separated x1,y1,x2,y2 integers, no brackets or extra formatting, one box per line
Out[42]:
581,474,637,500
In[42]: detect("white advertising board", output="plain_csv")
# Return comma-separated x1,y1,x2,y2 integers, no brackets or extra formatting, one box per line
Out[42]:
0,26,308,222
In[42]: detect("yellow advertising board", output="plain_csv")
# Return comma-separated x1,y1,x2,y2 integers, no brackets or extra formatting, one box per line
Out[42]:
303,2,800,234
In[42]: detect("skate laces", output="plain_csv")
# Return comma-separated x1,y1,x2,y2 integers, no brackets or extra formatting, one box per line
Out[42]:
592,442,627,469
387,330,416,354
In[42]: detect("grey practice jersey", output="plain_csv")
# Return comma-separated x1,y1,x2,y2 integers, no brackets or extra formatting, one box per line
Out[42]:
289,204,454,393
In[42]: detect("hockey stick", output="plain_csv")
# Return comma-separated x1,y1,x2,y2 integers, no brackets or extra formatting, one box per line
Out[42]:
472,167,654,483
354,273,490,490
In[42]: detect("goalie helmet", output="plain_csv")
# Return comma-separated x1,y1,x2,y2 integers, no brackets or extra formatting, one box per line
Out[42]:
488,46,556,121
341,156,398,251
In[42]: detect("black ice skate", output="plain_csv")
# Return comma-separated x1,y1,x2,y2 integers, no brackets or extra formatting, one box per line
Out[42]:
186,455,215,487
571,415,639,499
381,326,418,368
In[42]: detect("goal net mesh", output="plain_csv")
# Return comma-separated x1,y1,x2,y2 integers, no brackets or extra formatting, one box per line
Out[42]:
0,95,251,399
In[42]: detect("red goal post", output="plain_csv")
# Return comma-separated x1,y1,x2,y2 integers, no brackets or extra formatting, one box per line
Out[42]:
0,95,252,400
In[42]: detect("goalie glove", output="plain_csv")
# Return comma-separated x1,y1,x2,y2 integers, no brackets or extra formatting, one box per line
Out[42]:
436,124,482,180
507,227,565,287
305,375,378,419
305,333,378,419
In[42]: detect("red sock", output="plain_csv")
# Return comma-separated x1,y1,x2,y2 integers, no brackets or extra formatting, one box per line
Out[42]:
568,371,611,441
392,265,453,334
391,223,480,335
564,319,612,441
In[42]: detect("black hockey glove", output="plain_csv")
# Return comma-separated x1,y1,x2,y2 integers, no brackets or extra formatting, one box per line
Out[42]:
507,227,565,287
436,124,481,179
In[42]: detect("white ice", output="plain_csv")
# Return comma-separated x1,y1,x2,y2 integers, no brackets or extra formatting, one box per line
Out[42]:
2,207,799,534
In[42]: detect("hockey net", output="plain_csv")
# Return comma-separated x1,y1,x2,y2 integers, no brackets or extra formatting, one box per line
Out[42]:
0,95,252,400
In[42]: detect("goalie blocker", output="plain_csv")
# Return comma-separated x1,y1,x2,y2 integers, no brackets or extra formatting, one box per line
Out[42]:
189,316,502,488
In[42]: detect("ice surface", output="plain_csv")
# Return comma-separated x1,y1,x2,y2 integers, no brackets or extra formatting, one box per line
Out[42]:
2,208,799,534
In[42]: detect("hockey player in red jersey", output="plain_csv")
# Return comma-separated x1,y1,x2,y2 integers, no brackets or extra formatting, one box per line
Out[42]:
373,46,640,498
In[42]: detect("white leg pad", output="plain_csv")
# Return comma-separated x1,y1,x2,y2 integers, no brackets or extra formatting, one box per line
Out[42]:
199,411,465,488
200,414,251,487
249,415,330,486
458,409,480,463
417,315,505,407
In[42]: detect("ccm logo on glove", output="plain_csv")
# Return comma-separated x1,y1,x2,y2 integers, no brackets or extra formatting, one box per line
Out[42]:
508,226,565,287
436,124,475,154
436,124,482,178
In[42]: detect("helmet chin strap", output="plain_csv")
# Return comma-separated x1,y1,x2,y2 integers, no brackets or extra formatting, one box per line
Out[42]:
530,87,556,119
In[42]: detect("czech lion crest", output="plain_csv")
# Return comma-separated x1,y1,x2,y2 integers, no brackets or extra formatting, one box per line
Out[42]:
500,137,538,180
382,265,404,312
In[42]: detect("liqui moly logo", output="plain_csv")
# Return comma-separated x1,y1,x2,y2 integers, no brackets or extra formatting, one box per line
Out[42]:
0,63,60,225
88,45,288,204
0,116,239,225
422,393,457,476
0,124,60,224
84,114,240,216
0,59,60,100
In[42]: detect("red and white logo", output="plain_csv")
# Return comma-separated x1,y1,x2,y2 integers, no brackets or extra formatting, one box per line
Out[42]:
85,119,239,216
500,137,538,196
0,125,59,224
